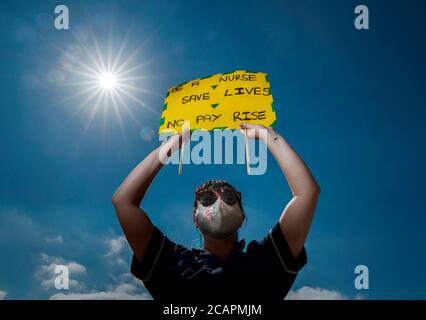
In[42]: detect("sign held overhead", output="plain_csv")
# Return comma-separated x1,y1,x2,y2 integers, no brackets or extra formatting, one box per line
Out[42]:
158,70,277,134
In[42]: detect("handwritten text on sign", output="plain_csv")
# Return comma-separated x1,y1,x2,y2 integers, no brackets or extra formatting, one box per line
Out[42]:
158,70,277,134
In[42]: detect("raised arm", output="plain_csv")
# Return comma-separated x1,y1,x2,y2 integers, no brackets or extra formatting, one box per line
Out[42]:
112,133,185,261
241,123,320,258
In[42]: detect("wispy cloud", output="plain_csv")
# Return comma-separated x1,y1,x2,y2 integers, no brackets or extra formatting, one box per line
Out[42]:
44,235,63,244
0,290,6,300
0,210,41,244
286,286,347,300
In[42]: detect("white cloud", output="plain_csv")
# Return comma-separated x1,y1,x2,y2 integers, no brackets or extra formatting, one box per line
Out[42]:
39,254,87,275
44,235,63,244
36,253,86,291
286,286,347,300
46,235,151,300
0,209,149,300
106,236,126,257
49,282,150,300
104,236,131,272
41,278,83,291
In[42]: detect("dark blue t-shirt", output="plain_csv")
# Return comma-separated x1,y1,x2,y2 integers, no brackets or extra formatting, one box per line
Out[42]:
131,223,307,302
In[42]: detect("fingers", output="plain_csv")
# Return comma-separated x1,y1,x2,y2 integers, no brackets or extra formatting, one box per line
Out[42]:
240,126,255,140
240,122,252,129
240,122,265,130
182,128,191,140
178,128,190,147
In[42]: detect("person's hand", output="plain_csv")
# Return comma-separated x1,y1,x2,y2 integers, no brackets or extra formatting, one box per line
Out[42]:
161,128,190,150
239,122,275,142
158,128,190,163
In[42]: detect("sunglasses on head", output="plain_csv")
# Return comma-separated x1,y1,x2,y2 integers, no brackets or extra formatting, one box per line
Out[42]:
196,188,241,206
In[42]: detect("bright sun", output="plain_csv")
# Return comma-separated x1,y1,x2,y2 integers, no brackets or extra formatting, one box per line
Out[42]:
99,72,117,89
58,27,159,136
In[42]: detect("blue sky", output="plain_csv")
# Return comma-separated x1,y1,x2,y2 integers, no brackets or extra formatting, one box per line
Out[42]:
0,0,426,300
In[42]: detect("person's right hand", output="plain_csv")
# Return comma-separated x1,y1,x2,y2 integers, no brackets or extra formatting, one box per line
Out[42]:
158,128,190,163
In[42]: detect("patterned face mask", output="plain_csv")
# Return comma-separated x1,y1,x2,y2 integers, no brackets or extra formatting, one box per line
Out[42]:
194,198,244,239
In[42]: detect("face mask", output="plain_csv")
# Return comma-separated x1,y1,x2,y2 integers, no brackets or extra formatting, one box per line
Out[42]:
195,199,244,239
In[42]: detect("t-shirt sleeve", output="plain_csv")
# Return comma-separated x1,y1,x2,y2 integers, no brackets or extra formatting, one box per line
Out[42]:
245,223,308,299
130,226,168,283
130,226,193,300
266,222,307,273
248,222,308,275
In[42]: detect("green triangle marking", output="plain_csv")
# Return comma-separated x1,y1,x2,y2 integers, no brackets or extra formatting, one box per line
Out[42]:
212,126,227,130
162,103,168,111
165,91,170,98
176,80,189,87
199,74,213,81
221,70,237,76
159,117,165,126
211,85,218,90
271,102,275,112
211,103,220,109
265,74,269,82
245,70,258,74
269,119,277,127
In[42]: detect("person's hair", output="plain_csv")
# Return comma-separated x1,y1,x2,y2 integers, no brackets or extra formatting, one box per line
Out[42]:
192,179,244,216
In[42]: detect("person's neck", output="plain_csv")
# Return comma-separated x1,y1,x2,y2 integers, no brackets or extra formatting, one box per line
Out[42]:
203,234,237,260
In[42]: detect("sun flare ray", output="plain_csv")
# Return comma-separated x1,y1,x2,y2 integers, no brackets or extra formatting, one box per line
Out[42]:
55,26,162,133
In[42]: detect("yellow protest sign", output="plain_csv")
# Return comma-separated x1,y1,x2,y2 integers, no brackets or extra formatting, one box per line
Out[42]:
158,70,277,134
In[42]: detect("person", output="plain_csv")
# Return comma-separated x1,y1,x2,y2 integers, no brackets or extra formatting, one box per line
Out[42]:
112,123,320,301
